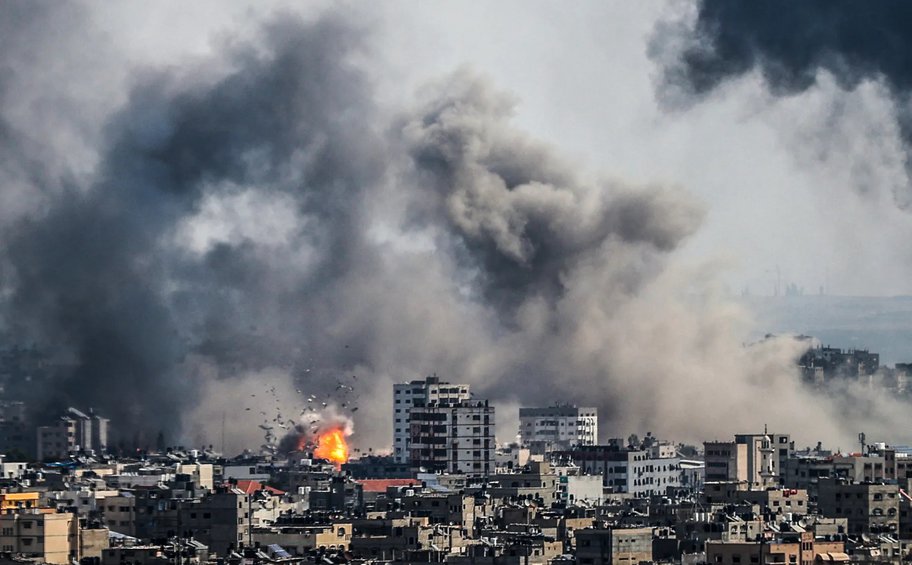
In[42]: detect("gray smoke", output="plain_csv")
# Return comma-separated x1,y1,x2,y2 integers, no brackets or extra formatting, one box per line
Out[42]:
0,10,385,445
0,5,907,453
651,0,912,208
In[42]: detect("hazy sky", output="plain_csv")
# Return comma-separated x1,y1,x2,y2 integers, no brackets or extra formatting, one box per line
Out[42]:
87,1,912,298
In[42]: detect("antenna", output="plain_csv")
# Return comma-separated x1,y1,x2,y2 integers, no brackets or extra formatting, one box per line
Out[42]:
221,412,226,455
858,432,866,454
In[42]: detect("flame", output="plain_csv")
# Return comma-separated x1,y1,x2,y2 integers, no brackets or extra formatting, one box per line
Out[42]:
313,428,349,465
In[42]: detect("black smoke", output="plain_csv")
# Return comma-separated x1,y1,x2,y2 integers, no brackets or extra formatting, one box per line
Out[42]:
2,4,903,452
652,0,912,207
0,11,385,444
662,0,912,96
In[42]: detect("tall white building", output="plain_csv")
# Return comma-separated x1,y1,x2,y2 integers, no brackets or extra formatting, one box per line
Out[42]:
519,405,598,453
408,400,495,476
392,376,470,463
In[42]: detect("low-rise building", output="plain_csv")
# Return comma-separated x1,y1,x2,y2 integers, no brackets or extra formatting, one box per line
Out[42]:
816,478,899,535
574,527,653,565
0,510,76,564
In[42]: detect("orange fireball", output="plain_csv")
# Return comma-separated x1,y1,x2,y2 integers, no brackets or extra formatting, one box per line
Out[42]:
314,428,349,465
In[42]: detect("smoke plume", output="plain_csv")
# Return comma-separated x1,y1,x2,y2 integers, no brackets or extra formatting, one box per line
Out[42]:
651,0,912,208
0,4,907,454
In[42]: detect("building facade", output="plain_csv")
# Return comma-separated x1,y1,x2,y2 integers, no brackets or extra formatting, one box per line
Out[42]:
817,478,900,535
559,442,682,496
0,510,76,564
519,405,598,453
36,407,109,460
393,376,470,463
408,400,494,476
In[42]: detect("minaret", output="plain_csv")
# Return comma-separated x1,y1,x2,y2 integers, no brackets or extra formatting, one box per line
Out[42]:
759,424,776,489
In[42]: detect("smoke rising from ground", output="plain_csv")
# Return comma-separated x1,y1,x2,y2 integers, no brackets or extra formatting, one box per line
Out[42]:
0,5,908,453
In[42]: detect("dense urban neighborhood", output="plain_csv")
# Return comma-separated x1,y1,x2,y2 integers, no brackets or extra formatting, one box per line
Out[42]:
2,360,912,565
5,1,912,564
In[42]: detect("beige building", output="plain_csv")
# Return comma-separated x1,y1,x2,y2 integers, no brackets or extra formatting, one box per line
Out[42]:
574,527,653,565
705,441,749,484
102,493,137,536
705,433,791,489
706,531,846,565
251,522,352,553
176,463,214,491
817,478,899,535
740,488,810,515
0,510,76,564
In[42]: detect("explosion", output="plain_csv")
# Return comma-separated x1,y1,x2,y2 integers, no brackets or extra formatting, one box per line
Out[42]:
313,428,349,465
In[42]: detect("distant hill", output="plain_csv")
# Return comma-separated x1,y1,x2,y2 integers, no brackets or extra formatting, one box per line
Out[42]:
741,295,912,365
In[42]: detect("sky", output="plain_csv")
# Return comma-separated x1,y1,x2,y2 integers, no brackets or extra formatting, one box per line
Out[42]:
1,1,911,453
134,1,912,298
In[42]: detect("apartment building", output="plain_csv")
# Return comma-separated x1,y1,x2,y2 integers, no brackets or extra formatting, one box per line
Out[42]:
817,478,900,535
705,432,791,488
519,404,598,453
392,376,470,463
575,527,653,565
560,442,682,496
0,510,76,564
408,400,494,476
36,407,109,460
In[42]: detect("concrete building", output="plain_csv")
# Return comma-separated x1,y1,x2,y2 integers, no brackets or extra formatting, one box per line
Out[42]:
408,400,494,476
0,401,31,459
37,417,78,461
480,461,560,507
251,522,352,553
0,492,40,512
705,532,846,565
180,487,250,556
393,376,470,463
705,432,791,489
817,478,899,535
560,441,682,496
176,462,215,491
574,527,653,565
36,407,109,460
0,455,28,480
704,441,747,483
0,510,76,564
518,405,598,453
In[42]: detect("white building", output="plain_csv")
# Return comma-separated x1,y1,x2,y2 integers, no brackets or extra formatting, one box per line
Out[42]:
561,441,683,496
552,465,604,505
408,400,495,476
0,455,27,480
392,376,470,463
519,405,598,453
